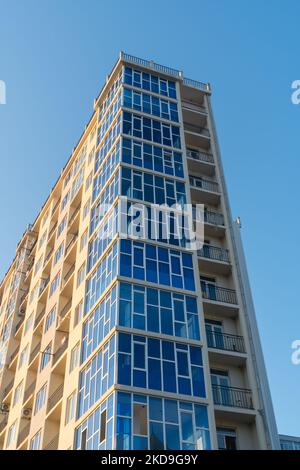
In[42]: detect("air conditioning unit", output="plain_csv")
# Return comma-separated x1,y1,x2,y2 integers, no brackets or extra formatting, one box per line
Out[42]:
21,408,32,419
0,403,9,413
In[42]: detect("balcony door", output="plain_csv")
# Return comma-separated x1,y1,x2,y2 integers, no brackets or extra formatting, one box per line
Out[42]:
205,320,224,350
210,369,232,406
200,275,216,301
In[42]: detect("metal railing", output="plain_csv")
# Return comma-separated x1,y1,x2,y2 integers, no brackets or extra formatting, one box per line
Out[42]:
198,244,230,263
184,122,210,137
212,384,253,409
190,176,219,193
29,342,41,364
206,330,245,353
187,148,214,163
52,339,68,365
17,423,30,447
201,282,238,305
23,381,36,403
204,210,225,227
44,434,59,450
47,384,64,413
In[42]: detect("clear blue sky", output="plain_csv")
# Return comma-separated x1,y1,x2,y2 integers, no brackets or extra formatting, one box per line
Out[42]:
0,0,299,436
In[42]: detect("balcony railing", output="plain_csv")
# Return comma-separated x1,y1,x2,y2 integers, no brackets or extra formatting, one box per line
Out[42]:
63,265,75,285
201,282,238,305
17,423,30,447
212,384,253,409
52,339,68,365
184,122,210,137
15,317,25,334
206,329,245,353
23,380,36,403
44,434,59,450
204,210,225,227
182,101,207,114
47,384,64,413
48,222,58,240
187,148,213,163
29,342,41,364
51,198,61,216
198,244,230,263
190,176,219,193
43,249,54,266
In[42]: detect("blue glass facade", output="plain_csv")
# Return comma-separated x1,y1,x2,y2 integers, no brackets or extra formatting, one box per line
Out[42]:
74,64,211,450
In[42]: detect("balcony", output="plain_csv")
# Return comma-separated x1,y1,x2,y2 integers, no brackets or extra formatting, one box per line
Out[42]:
1,379,14,399
184,122,210,149
68,203,81,230
212,384,253,410
62,264,75,288
29,342,41,365
201,281,238,317
186,148,214,176
39,277,49,297
10,344,20,364
48,222,58,241
51,198,61,217
0,417,7,435
190,175,220,205
23,380,36,403
15,317,25,335
25,257,35,280
198,244,231,274
52,338,68,366
47,384,64,413
17,423,30,448
34,309,45,331
43,248,54,270
65,233,78,257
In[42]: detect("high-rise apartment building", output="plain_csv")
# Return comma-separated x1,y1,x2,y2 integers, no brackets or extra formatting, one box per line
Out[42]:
0,52,279,450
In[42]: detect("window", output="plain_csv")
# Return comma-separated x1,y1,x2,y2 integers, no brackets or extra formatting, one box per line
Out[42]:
61,191,70,210
119,240,195,291
57,216,67,237
30,430,42,450
117,333,205,398
69,343,80,372
80,230,88,252
49,272,60,297
83,199,90,219
77,263,86,288
119,282,200,340
42,210,49,227
85,171,93,191
64,168,72,188
77,336,115,418
29,282,39,304
122,138,184,178
38,231,47,249
88,147,95,165
123,67,177,98
54,243,64,265
123,112,181,149
24,313,33,334
34,383,47,414
85,243,118,313
6,421,17,447
82,286,117,362
123,87,179,122
217,428,237,450
19,344,29,369
13,381,23,406
34,256,43,276
74,300,83,327
114,391,211,450
65,391,76,424
40,344,52,370
45,306,56,332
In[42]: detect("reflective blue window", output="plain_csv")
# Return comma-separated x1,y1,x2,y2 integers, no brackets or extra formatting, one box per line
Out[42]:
123,67,177,99
123,88,178,122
